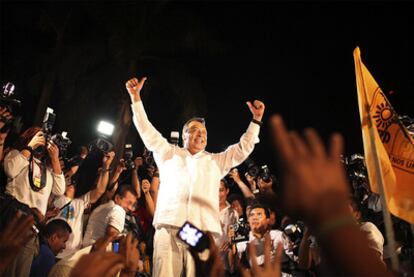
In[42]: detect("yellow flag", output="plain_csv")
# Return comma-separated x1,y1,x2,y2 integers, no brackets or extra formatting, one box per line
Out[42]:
354,47,414,224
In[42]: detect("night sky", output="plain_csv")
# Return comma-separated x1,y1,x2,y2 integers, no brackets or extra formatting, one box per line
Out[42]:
1,1,414,177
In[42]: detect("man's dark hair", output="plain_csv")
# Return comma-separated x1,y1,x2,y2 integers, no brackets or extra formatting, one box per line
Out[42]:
114,184,138,199
182,117,206,138
42,219,72,238
221,179,230,190
228,193,246,209
249,203,271,218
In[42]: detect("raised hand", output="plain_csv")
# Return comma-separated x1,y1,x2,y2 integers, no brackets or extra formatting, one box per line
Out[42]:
246,100,265,122
70,251,125,277
141,179,151,194
0,107,12,130
125,77,147,103
229,168,241,183
0,212,34,275
103,151,115,169
116,159,127,174
241,234,283,277
189,232,225,277
28,131,46,150
270,115,349,222
134,157,143,169
47,141,60,162
119,232,140,276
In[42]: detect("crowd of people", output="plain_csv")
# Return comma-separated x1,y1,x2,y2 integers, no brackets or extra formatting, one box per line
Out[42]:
0,75,410,277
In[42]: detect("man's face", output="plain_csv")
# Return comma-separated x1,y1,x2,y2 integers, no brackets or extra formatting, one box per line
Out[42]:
219,181,229,204
49,232,70,256
249,208,269,233
183,121,207,155
115,191,137,213
65,184,75,199
231,200,244,216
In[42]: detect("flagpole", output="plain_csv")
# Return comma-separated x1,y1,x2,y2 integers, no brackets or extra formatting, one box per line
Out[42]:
355,48,400,271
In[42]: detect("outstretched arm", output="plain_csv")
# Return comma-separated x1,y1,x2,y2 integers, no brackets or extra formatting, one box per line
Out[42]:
126,77,172,160
213,100,265,176
90,151,115,204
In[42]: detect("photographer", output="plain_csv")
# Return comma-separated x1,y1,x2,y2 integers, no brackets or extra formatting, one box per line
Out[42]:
52,151,115,259
230,203,292,276
0,107,12,162
2,127,65,276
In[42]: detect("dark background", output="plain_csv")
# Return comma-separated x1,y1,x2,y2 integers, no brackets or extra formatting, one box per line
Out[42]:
1,0,414,177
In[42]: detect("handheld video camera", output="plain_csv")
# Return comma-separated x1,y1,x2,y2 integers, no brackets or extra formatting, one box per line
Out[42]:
177,221,210,252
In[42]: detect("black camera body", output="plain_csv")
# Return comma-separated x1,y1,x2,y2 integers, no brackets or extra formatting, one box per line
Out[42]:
245,158,272,183
88,138,113,154
0,82,21,129
232,217,250,243
342,153,371,205
284,221,305,246
142,147,155,168
51,132,72,158
41,108,72,158
124,144,135,170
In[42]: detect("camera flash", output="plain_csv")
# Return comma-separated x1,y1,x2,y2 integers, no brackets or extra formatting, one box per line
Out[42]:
97,121,114,136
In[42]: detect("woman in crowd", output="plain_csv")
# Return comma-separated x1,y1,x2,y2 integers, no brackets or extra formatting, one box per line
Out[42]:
2,126,65,276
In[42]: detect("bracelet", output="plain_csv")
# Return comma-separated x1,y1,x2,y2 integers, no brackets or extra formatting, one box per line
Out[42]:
316,215,357,239
251,119,263,126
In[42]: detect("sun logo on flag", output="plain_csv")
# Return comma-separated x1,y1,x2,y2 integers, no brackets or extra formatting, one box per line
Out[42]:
373,102,393,130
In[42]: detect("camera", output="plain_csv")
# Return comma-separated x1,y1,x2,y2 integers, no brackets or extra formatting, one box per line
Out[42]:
41,108,72,158
342,153,371,205
0,82,21,130
244,159,272,183
284,221,305,246
284,221,305,256
232,217,250,243
88,138,113,153
245,158,260,178
124,144,135,170
177,221,210,252
142,147,155,167
260,165,271,182
170,131,179,145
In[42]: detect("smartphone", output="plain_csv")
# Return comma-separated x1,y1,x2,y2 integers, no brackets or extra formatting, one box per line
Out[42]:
177,221,209,252
112,240,120,253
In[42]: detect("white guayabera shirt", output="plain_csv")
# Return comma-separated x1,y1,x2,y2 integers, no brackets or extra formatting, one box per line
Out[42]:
131,101,260,236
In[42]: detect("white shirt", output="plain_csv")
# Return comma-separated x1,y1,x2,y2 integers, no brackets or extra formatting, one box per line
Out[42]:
131,101,260,235
360,221,384,260
236,230,289,265
4,149,65,215
53,192,91,259
82,200,125,247
217,202,238,246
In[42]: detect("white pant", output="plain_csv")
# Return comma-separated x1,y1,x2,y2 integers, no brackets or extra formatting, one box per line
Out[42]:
152,226,195,277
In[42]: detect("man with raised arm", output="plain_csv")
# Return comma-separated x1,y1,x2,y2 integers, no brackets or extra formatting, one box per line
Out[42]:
125,76,265,277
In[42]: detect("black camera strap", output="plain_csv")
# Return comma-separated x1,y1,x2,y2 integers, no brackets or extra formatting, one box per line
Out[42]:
28,153,47,192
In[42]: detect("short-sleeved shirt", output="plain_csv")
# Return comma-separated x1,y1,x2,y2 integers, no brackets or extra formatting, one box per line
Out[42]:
82,200,125,247
53,192,91,259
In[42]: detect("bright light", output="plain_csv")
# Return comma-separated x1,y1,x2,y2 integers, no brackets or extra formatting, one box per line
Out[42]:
97,121,114,136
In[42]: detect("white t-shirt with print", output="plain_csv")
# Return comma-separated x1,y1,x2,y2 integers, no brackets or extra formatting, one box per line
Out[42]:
53,192,91,259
